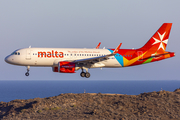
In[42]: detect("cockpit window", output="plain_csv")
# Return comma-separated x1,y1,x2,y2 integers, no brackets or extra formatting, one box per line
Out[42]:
11,52,20,55
11,52,15,55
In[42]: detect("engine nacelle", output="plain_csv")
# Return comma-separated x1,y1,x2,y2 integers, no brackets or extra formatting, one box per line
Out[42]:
52,61,76,73
52,67,58,72
59,61,75,73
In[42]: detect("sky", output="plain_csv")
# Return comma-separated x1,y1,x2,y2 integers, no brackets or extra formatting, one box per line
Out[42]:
0,0,179,80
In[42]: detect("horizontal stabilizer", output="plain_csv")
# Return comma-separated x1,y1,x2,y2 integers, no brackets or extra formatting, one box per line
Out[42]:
139,52,175,60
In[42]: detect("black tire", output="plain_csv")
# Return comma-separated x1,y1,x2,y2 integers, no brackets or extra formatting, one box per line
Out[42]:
85,72,90,78
25,72,29,76
80,72,86,77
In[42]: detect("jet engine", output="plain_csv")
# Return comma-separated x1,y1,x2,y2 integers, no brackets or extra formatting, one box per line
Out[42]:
52,61,76,73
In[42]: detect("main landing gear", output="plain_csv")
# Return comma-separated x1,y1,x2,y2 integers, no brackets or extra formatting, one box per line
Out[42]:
80,67,90,78
25,66,30,76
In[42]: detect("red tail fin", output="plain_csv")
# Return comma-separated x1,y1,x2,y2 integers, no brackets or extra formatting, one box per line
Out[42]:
140,23,172,52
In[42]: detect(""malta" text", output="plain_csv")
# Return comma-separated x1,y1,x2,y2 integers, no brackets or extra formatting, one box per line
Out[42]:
38,50,64,58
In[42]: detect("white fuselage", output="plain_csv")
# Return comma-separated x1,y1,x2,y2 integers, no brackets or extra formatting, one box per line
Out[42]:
5,48,122,68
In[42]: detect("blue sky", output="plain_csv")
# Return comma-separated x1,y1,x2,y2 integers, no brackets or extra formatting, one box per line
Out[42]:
0,0,179,80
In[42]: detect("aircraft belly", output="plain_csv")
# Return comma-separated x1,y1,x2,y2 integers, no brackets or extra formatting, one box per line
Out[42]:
102,59,122,68
20,57,54,66
35,59,53,66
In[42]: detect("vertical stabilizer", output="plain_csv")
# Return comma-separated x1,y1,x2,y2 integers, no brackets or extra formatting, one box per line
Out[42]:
140,23,172,52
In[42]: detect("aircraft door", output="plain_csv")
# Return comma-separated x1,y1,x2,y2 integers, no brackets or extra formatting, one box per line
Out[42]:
26,50,31,60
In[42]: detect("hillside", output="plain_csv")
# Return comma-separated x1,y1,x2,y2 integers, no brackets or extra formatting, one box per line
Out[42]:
0,89,180,120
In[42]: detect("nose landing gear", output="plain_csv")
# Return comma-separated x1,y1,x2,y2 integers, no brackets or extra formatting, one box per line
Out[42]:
80,67,90,78
25,66,30,76
25,72,29,76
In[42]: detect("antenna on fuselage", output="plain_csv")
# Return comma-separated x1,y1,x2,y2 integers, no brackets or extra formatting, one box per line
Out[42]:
29,46,31,48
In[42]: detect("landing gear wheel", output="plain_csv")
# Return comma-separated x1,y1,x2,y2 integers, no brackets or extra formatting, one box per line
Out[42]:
80,72,86,77
85,72,90,78
25,66,30,76
25,72,29,76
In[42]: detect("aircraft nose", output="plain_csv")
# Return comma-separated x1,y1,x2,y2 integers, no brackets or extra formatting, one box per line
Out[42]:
5,56,9,63
5,56,12,64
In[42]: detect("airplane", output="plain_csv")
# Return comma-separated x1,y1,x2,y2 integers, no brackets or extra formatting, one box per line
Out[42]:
5,23,175,78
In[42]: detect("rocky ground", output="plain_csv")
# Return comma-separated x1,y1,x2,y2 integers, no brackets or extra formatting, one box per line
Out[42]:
0,89,180,120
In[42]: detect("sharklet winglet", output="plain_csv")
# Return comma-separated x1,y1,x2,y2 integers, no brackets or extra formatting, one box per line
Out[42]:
113,43,122,54
96,42,101,49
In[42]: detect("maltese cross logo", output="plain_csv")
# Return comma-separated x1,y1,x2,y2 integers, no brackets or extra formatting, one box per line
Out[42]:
152,32,168,50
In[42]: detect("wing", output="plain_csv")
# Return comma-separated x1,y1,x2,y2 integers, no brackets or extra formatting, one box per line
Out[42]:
74,43,122,64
